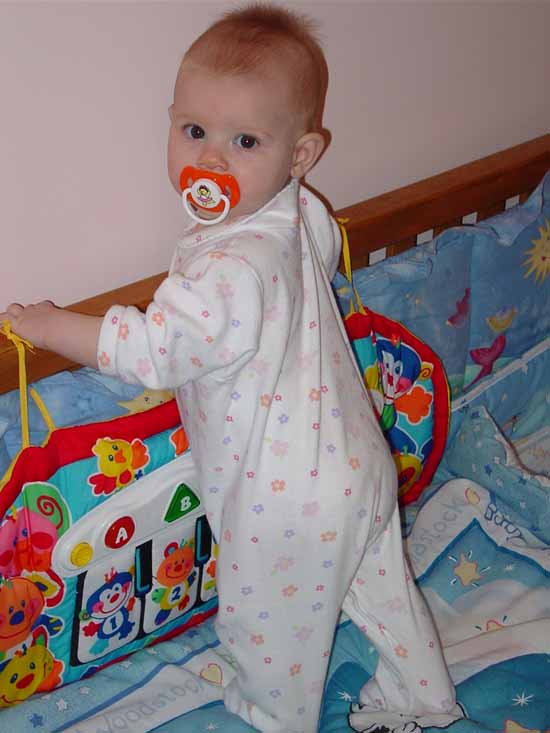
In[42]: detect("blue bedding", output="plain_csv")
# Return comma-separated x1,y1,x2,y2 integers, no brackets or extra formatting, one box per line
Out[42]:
1,364,550,732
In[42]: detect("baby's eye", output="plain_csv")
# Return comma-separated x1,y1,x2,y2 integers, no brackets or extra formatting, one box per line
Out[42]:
235,134,258,150
184,124,205,140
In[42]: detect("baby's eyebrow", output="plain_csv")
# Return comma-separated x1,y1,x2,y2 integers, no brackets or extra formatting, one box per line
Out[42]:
171,107,202,123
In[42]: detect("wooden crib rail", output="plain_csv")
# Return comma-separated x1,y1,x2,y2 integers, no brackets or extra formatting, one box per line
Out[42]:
1,133,549,394
337,133,550,269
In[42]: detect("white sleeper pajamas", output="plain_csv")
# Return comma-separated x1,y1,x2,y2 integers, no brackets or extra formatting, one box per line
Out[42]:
98,179,456,732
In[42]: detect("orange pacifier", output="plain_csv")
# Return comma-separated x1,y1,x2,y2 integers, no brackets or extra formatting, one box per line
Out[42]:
180,166,241,226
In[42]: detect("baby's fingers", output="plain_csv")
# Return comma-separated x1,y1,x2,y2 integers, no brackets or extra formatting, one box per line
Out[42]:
6,303,24,318
1,303,25,330
0,301,57,347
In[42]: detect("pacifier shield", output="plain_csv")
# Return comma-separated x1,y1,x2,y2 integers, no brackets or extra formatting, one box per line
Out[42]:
180,166,241,213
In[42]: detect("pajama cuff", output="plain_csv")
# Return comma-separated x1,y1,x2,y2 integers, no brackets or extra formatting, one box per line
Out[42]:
97,304,126,378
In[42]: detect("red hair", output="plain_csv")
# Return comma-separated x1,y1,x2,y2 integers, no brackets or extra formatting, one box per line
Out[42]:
182,3,328,132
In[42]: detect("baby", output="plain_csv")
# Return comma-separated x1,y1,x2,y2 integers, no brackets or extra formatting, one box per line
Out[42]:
1,5,458,732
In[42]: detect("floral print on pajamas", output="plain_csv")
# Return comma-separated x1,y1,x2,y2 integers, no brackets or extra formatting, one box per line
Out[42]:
98,179,455,732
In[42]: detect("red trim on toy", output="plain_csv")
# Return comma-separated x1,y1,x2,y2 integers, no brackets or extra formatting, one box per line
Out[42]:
152,603,218,645
345,310,373,340
0,399,184,518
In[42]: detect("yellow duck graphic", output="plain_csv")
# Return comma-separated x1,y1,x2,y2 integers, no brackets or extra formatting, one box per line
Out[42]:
88,437,149,496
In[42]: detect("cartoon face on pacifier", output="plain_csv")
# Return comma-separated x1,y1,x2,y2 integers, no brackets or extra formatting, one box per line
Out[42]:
180,166,241,225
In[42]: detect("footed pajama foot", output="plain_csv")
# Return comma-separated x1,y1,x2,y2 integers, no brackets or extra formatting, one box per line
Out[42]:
348,702,466,732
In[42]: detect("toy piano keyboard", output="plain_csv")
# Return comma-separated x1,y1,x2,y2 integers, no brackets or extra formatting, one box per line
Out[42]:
52,454,217,667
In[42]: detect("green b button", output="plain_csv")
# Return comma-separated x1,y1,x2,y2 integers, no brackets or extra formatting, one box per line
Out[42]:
164,483,200,523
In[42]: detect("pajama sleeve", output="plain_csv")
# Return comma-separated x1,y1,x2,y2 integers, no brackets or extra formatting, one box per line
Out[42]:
97,252,264,389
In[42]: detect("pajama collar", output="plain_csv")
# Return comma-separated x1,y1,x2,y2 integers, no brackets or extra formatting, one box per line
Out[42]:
177,178,300,250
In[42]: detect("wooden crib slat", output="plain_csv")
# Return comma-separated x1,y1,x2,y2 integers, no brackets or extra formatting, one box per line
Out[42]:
433,218,462,237
475,200,507,223
386,237,416,259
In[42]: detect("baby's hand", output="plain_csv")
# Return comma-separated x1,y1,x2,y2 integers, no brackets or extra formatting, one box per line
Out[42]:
0,301,57,350
2,302,103,369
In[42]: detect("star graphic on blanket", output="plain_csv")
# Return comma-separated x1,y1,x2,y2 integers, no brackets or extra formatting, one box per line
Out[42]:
512,691,534,707
28,713,44,728
205,724,219,730
451,552,482,587
118,388,173,413
337,690,354,701
56,698,68,711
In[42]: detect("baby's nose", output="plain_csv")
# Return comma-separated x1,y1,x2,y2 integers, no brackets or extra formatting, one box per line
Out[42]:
198,145,228,172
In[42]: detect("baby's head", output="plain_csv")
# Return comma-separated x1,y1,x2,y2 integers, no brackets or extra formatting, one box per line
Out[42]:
168,3,328,222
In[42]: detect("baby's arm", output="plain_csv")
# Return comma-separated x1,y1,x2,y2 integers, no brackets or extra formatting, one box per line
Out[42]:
1,301,101,369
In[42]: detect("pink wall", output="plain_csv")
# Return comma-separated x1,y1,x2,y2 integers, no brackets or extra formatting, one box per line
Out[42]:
2,1,549,307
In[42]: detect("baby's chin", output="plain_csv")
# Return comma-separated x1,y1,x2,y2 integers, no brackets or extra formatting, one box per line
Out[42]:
189,204,220,221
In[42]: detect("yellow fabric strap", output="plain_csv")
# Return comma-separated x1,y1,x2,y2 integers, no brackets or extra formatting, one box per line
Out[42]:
1,321,56,448
30,387,56,434
337,217,353,283
336,217,365,316
2,321,33,448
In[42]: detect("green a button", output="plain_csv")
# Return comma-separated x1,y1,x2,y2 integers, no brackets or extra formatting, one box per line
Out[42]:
164,483,201,523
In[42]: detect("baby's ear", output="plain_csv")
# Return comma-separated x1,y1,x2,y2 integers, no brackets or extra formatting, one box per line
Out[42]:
291,132,325,179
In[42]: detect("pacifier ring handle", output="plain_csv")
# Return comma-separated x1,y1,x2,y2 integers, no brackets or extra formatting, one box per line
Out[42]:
182,189,231,226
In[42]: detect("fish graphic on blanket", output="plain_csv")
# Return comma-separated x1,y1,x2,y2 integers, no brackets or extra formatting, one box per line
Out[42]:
468,333,506,388
446,287,470,327
88,437,150,495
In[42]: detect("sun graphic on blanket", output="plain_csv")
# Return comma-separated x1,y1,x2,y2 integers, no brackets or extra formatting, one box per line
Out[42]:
523,217,550,285
475,615,508,633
